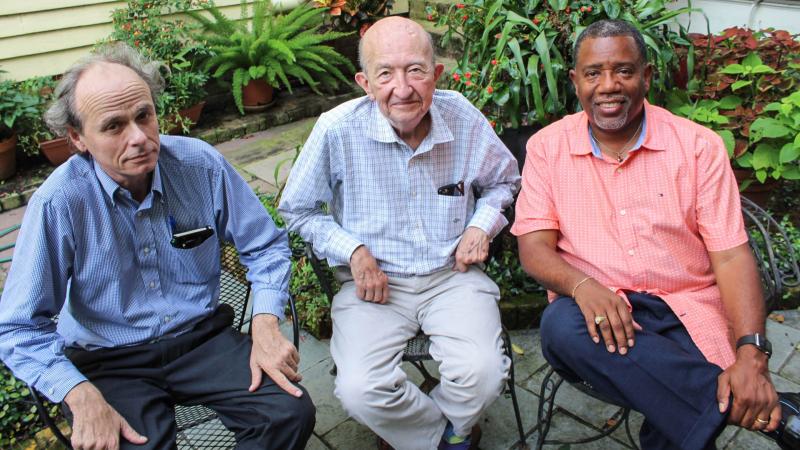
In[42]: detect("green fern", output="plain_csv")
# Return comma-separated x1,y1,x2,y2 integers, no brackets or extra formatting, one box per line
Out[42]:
189,0,355,114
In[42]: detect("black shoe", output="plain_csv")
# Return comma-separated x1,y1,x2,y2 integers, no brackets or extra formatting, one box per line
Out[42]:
763,392,800,450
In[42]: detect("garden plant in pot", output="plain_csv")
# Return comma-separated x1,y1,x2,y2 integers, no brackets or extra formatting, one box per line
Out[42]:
0,79,39,179
189,0,355,114
16,76,74,166
108,0,211,134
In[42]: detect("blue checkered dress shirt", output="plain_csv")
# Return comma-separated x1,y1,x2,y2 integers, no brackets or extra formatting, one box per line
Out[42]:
0,135,291,402
279,90,520,275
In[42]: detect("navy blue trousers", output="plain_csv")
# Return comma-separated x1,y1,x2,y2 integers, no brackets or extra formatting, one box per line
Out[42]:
540,292,728,450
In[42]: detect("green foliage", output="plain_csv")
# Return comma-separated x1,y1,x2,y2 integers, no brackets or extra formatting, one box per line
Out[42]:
0,78,40,141
260,192,338,338
0,363,59,448
312,0,393,31
746,91,800,182
430,0,696,132
108,0,211,133
485,243,545,299
189,0,355,114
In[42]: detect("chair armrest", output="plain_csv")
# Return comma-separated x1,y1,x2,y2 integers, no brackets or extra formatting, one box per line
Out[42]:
741,197,800,310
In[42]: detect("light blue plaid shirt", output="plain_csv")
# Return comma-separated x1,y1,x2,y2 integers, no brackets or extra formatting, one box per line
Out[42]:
0,135,291,402
279,90,520,275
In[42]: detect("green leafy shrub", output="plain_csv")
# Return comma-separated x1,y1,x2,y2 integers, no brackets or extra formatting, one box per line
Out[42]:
189,0,354,114
0,363,59,448
429,0,695,132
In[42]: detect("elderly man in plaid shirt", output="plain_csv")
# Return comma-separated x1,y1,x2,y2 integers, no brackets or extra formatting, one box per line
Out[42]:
279,16,520,450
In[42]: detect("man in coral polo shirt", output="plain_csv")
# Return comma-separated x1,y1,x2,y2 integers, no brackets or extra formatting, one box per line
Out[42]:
512,19,800,449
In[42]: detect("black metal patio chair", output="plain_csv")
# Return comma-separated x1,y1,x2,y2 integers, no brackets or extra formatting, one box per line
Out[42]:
534,196,800,449
305,242,528,449
28,242,299,449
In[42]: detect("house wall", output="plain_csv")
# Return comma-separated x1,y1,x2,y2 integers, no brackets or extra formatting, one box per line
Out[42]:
0,0,301,81
674,0,800,34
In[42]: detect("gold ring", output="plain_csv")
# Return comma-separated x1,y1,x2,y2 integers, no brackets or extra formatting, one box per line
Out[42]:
756,418,769,425
594,315,607,325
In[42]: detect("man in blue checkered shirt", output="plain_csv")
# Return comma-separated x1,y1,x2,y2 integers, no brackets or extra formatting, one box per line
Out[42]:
279,17,520,450
0,44,315,450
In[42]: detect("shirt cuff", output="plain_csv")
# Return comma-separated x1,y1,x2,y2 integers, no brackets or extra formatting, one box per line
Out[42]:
467,206,507,240
252,288,290,321
38,360,88,403
327,228,363,264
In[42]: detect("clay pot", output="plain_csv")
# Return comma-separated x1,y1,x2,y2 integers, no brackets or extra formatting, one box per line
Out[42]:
0,133,18,180
39,136,73,166
167,101,206,135
242,79,274,112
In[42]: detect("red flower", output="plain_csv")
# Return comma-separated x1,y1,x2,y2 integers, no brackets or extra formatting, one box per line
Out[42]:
486,86,494,94
427,14,434,20
565,6,571,13
465,72,472,79
456,3,465,8
453,73,461,81
587,6,592,11
134,40,141,47
462,14,468,21
465,80,472,87
490,120,497,128
491,59,498,65
533,17,540,25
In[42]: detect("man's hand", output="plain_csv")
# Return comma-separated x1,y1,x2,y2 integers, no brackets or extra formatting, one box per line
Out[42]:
573,279,636,355
350,245,389,303
250,314,303,397
453,227,490,272
718,345,780,432
64,382,147,450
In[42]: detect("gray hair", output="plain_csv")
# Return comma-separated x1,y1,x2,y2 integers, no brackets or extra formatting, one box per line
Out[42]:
44,42,165,136
573,19,648,67
357,28,437,73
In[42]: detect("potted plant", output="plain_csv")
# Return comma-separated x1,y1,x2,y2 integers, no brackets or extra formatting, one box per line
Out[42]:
188,0,355,114
15,76,75,166
109,0,211,134
0,78,40,179
429,0,697,135
312,0,394,67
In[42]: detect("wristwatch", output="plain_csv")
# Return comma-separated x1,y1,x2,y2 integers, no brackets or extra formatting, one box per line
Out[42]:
736,333,772,358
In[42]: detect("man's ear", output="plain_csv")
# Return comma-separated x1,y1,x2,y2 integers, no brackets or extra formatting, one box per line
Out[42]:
67,128,87,154
643,62,653,92
355,72,373,99
569,68,577,88
433,63,445,83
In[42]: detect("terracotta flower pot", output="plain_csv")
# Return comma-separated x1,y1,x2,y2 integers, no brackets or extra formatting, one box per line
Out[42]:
0,133,18,181
167,101,206,135
39,136,73,166
242,79,274,113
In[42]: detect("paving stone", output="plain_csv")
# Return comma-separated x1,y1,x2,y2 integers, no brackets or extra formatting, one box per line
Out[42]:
297,331,333,373
306,433,331,450
507,328,549,384
723,427,776,449
771,372,800,394
319,418,376,450
779,351,800,384
243,148,298,189
767,319,800,372
300,356,350,435
523,370,622,431
532,411,630,450
609,409,642,448
479,376,540,450
716,425,741,449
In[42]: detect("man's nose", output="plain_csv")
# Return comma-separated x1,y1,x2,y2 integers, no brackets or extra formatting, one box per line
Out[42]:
597,70,620,92
392,74,413,97
127,122,148,146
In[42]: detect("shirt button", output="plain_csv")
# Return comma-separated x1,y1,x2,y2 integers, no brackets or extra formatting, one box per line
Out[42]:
149,281,155,289
143,246,150,254
620,209,626,216
48,388,54,395
136,212,143,217
628,249,635,256
163,316,171,323
411,191,416,197
616,169,622,174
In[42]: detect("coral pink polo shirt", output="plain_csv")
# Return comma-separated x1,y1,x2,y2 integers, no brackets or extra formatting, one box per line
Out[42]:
511,102,748,369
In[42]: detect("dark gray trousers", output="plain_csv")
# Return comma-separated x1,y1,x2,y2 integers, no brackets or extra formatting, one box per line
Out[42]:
65,307,316,450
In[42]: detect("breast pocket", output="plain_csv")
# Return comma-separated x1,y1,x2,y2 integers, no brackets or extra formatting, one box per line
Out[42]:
172,236,219,284
430,195,468,241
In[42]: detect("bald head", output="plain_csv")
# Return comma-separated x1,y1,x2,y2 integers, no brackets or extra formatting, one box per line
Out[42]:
358,17,435,72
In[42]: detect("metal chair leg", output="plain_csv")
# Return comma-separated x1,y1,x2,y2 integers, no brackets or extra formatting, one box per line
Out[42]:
536,367,562,450
502,330,527,448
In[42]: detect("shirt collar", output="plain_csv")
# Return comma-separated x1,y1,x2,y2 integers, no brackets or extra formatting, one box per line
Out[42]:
574,100,666,157
93,159,162,206
366,95,454,150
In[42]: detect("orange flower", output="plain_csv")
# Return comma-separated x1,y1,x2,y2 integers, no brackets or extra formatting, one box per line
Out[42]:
486,86,493,94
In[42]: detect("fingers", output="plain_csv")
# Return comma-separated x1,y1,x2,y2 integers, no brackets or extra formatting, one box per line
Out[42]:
717,372,731,414
267,369,303,397
766,403,782,432
355,269,389,303
119,417,148,445
249,360,263,392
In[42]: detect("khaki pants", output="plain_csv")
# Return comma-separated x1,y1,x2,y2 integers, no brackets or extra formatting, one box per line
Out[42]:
330,266,509,450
